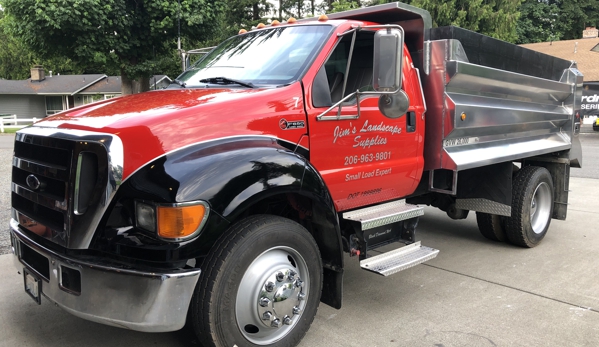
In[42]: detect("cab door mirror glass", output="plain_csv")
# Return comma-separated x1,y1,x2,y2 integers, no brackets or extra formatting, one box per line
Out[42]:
373,28,403,92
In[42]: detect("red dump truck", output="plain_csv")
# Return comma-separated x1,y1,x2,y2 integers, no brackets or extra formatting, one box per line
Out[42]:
9,2,582,346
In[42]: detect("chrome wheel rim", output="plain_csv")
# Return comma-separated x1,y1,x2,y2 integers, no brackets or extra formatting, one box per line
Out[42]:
235,246,310,345
531,182,552,234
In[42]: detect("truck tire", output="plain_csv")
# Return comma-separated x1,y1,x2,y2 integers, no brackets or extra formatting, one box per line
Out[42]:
190,215,323,347
475,212,507,242
505,166,554,248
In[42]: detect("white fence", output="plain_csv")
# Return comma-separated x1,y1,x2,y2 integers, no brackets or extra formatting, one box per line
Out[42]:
0,114,38,133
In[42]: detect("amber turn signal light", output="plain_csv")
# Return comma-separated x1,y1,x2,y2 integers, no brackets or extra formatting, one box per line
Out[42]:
156,204,208,240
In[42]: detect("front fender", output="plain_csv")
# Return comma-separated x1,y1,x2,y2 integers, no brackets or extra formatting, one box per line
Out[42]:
121,135,345,307
163,137,306,218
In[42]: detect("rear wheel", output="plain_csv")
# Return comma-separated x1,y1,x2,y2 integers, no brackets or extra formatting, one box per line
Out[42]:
475,212,507,242
190,215,322,347
505,166,554,248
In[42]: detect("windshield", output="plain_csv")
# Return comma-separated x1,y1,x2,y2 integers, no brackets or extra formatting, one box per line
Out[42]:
176,25,332,87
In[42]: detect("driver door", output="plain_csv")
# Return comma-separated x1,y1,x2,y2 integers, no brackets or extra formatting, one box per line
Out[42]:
307,30,421,211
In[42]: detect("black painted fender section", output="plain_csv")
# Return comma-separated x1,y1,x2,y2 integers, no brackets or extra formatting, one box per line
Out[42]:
112,136,344,307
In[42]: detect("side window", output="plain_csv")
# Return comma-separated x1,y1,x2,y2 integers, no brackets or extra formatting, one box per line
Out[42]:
312,31,375,108
324,40,349,102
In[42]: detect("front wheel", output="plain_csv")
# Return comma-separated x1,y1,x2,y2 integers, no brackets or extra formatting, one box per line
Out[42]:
505,166,554,248
190,215,322,347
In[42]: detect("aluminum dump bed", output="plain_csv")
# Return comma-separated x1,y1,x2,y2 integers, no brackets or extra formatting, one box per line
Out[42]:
422,26,583,172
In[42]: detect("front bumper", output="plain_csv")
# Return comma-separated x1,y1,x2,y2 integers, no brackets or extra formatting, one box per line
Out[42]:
10,218,201,332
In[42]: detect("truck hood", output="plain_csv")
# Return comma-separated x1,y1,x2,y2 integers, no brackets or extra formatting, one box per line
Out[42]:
34,85,307,179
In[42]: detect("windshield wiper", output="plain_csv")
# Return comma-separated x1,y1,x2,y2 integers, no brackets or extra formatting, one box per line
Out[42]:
199,77,256,88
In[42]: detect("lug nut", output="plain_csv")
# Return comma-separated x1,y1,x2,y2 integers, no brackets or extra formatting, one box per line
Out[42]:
295,279,303,288
283,316,292,325
259,297,271,307
276,272,285,282
298,292,306,301
262,311,272,321
271,318,281,328
288,270,297,280
293,306,301,315
265,281,275,292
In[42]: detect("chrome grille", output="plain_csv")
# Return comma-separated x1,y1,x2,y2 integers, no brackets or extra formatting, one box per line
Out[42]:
11,128,124,249
12,136,75,246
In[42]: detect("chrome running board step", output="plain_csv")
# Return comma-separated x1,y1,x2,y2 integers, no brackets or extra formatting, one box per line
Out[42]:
360,241,439,276
342,200,424,230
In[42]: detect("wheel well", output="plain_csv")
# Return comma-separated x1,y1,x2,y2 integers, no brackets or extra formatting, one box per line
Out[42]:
522,159,569,220
228,192,344,309
228,193,341,264
229,193,304,224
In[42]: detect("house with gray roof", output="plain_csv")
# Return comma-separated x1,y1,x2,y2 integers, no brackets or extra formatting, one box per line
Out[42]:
0,66,172,119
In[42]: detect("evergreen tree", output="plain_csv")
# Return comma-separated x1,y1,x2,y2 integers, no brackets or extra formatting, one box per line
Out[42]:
516,0,563,44
219,0,273,38
552,0,599,40
409,0,522,42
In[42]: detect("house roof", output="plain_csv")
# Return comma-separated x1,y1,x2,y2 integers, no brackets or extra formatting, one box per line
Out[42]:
0,74,107,95
79,76,121,94
0,74,172,95
521,38,599,82
150,75,172,87
77,75,173,94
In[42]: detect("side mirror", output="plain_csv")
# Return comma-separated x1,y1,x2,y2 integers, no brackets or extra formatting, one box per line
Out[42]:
378,91,410,119
373,28,403,92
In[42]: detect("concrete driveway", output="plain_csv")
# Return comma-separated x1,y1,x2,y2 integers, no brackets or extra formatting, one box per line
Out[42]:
1,175,598,347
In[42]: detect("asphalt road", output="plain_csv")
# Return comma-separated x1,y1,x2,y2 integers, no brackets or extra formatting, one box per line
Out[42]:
0,177,598,346
0,127,598,347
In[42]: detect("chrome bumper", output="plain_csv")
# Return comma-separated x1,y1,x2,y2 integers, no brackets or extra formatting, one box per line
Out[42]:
10,219,201,332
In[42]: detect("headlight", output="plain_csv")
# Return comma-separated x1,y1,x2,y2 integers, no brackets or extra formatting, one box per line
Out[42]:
135,201,210,241
135,201,156,232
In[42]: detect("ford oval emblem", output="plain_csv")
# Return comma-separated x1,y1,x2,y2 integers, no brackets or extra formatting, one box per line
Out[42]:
26,174,41,190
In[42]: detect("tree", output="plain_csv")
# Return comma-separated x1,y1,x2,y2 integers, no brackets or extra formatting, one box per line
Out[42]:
552,0,599,40
329,0,362,13
275,0,309,20
221,0,272,39
406,0,522,42
516,0,563,44
322,0,522,42
2,0,224,94
0,9,34,79
0,8,84,79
